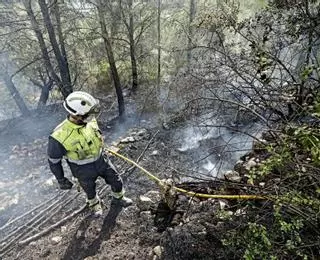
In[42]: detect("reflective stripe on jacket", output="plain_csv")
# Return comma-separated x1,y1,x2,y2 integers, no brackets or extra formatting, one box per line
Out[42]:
51,118,103,161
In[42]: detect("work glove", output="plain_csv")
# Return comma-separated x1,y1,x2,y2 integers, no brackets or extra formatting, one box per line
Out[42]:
57,177,73,190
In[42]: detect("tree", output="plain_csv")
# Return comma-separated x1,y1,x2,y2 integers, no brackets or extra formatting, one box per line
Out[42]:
38,0,72,97
187,0,195,65
157,0,161,90
120,0,138,92
95,0,125,118
23,0,67,98
1,68,30,116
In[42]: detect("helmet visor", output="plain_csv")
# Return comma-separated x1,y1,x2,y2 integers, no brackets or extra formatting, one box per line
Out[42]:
82,102,101,119
89,103,101,115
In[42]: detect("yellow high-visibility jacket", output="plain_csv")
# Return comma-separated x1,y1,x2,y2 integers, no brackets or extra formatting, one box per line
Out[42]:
51,118,103,162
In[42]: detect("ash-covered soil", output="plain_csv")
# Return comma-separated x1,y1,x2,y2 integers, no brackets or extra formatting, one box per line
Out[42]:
0,100,261,260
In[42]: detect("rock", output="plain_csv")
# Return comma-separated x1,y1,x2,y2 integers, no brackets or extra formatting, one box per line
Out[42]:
177,147,188,152
9,154,17,160
76,230,84,238
197,229,207,238
137,195,154,211
235,208,246,216
259,182,266,188
151,150,159,156
140,211,153,222
144,190,161,202
61,226,67,233
137,129,147,136
162,122,170,130
218,200,228,210
44,178,54,186
111,141,120,147
224,170,241,182
245,158,257,170
153,245,164,257
120,136,135,143
84,256,99,260
233,160,248,176
147,249,154,259
108,146,120,153
127,252,136,260
215,221,225,229
218,211,233,219
51,236,62,245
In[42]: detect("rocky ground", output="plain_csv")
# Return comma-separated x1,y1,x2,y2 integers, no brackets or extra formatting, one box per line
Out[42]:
0,98,265,260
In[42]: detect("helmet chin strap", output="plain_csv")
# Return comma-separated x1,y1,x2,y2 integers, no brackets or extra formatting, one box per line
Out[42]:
69,114,86,125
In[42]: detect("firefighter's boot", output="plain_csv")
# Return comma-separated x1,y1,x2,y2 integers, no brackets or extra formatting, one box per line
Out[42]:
87,196,103,216
111,196,133,208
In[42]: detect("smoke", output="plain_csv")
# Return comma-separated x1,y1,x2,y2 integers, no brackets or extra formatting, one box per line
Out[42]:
177,118,262,178
177,122,221,152
0,100,152,226
0,113,66,226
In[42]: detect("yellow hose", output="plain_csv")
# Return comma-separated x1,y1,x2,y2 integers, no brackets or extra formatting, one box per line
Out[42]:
106,149,271,201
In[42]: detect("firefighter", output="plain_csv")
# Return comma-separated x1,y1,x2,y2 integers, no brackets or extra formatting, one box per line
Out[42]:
47,91,132,216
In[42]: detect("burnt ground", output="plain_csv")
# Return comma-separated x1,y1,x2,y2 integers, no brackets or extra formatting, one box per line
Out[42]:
0,99,262,260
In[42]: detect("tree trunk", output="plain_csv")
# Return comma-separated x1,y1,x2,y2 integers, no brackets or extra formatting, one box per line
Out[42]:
109,0,120,45
52,0,72,88
121,0,138,92
30,77,53,110
37,83,51,110
157,0,161,89
97,0,125,118
38,0,72,98
24,0,63,95
187,0,195,65
3,71,30,116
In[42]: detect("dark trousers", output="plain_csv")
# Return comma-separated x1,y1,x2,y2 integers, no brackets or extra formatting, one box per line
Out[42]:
69,155,123,200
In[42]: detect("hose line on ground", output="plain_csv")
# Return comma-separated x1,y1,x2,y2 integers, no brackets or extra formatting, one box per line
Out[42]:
106,149,271,201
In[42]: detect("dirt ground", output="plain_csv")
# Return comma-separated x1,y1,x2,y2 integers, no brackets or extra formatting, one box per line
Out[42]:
0,99,255,260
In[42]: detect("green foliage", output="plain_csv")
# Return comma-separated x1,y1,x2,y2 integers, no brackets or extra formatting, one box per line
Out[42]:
300,65,315,81
223,119,320,259
222,199,312,259
249,144,292,184
290,125,320,166
243,223,272,260
223,223,274,260
95,61,112,92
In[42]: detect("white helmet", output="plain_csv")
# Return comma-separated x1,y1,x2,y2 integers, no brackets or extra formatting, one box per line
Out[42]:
63,91,100,116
